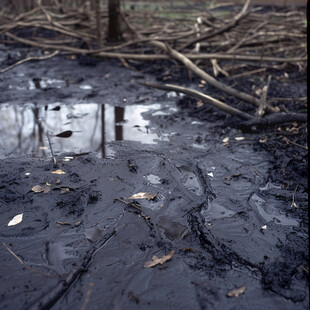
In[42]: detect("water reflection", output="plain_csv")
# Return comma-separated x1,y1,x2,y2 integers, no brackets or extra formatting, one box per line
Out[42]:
0,103,164,158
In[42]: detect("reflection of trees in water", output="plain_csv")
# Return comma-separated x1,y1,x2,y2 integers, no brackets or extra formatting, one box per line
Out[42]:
2,103,125,158
115,106,124,141
6,104,46,156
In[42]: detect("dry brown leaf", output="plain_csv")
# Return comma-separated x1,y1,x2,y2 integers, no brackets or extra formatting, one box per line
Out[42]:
51,169,66,175
227,286,246,297
129,192,157,200
32,185,51,194
143,250,175,268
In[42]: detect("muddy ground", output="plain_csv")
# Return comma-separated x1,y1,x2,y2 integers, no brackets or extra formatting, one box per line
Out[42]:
0,44,308,310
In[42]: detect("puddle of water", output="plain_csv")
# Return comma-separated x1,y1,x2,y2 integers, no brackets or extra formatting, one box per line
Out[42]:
158,216,187,240
249,193,299,226
47,239,77,273
0,102,172,158
177,165,203,196
84,225,105,243
201,200,236,221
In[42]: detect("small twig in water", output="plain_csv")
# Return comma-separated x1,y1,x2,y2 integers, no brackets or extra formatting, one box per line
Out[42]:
2,242,55,278
46,131,57,165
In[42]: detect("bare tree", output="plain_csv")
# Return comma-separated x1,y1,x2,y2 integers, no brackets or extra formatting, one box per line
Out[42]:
108,0,123,42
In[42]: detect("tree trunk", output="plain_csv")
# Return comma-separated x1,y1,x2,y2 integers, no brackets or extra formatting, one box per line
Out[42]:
108,0,123,42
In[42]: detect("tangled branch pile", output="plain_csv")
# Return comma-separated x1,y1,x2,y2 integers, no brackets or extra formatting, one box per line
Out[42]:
0,0,307,126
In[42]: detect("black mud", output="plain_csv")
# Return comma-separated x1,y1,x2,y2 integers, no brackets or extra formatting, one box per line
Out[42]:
0,46,308,310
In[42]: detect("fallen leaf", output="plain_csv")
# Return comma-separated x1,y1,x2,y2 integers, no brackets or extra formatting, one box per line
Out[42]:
207,172,214,177
51,169,66,175
227,286,246,297
39,146,48,150
32,185,51,193
129,192,157,200
235,137,245,141
143,250,175,268
259,137,268,143
50,106,61,111
261,225,267,230
222,137,229,143
8,213,23,226
55,130,73,138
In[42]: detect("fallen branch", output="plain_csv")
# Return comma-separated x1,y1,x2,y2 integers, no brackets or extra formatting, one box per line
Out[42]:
240,112,307,130
143,81,253,120
4,32,306,63
153,41,278,113
0,50,59,73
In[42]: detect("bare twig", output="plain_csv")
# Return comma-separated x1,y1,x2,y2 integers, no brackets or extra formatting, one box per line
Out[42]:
256,75,271,117
2,242,56,278
0,50,59,73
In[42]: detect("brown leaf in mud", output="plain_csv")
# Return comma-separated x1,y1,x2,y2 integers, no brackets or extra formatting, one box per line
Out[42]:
60,188,70,194
55,130,73,138
51,169,66,175
129,192,157,200
32,185,51,193
227,286,246,297
143,250,175,268
56,220,81,227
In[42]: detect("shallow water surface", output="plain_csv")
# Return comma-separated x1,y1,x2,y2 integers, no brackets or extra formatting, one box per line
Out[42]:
0,102,175,158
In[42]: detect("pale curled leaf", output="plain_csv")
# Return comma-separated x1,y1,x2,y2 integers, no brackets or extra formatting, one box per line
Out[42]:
235,137,245,141
222,137,229,143
51,169,66,175
129,192,157,200
32,185,51,193
227,286,246,297
143,250,175,268
8,213,23,226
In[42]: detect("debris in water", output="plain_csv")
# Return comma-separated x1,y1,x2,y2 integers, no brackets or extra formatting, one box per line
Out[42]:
235,137,245,141
8,213,23,226
55,130,73,138
227,286,246,297
143,250,175,268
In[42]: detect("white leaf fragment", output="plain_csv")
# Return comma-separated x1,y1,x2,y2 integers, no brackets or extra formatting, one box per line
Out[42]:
207,172,214,177
222,137,229,143
261,225,267,230
235,137,245,141
8,213,23,226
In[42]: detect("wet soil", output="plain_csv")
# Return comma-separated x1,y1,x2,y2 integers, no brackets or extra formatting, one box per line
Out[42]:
0,45,308,310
